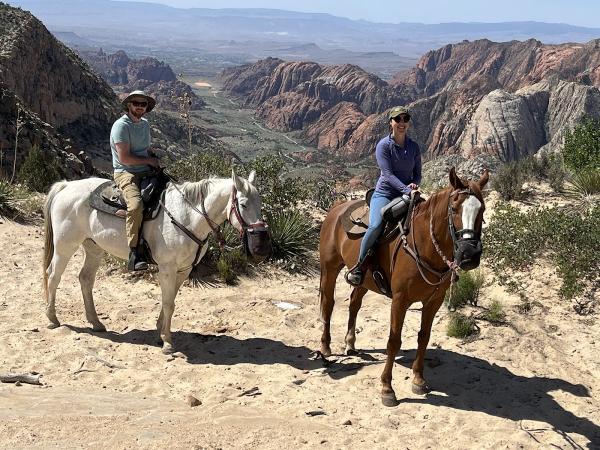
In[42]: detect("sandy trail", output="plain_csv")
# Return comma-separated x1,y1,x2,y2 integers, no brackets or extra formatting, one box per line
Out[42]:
0,219,598,449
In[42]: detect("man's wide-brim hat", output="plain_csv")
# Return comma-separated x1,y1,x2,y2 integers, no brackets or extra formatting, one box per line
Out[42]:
388,105,410,120
121,90,156,112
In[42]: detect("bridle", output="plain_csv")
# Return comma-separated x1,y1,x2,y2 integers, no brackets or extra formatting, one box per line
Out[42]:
227,185,269,239
394,187,482,286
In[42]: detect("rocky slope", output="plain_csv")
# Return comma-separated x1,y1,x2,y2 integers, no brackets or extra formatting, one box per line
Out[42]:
0,3,216,178
79,49,204,111
220,39,600,165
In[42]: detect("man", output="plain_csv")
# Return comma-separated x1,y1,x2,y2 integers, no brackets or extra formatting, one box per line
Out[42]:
110,90,160,271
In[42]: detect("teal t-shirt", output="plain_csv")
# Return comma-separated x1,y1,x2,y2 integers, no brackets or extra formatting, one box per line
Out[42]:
110,115,151,173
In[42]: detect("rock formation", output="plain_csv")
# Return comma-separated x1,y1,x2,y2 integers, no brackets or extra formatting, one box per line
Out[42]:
220,38,600,164
79,49,204,111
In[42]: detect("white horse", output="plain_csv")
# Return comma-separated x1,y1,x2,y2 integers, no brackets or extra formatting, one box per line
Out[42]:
42,170,270,354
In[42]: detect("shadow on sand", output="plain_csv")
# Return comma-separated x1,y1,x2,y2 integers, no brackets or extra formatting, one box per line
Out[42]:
66,325,599,446
395,349,599,447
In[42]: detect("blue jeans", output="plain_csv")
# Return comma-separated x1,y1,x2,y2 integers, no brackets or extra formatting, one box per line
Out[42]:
357,191,393,263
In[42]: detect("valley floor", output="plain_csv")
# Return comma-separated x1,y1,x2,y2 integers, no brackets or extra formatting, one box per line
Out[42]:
0,219,599,449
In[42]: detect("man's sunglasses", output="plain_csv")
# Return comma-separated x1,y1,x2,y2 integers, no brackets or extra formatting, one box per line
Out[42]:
392,115,410,123
130,101,148,107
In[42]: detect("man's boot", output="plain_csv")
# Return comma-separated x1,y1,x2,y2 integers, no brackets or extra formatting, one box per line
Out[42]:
128,247,148,271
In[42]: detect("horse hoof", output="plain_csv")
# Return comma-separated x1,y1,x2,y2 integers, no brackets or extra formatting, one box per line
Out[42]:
162,344,175,355
320,346,332,358
411,383,431,395
345,347,358,356
47,322,60,329
92,323,107,332
382,392,399,407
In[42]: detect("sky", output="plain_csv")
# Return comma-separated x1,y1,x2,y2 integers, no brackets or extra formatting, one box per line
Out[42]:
117,0,600,28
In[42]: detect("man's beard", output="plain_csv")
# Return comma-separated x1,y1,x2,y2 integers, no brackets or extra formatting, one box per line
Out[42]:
129,108,144,119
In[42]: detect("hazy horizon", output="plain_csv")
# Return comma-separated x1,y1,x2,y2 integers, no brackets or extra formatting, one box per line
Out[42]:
115,0,600,29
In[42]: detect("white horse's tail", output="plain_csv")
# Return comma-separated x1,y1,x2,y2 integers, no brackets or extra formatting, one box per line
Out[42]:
43,181,68,302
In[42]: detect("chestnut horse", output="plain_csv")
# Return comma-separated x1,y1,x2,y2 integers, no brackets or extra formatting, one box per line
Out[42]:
318,168,489,406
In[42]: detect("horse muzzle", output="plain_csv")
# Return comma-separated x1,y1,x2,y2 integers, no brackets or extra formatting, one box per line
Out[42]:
243,221,272,262
454,238,482,271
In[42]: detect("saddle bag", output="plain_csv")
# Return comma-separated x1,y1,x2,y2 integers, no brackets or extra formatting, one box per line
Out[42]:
381,195,410,222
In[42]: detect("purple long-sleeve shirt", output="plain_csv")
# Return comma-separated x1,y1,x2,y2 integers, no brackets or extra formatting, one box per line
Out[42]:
374,134,422,197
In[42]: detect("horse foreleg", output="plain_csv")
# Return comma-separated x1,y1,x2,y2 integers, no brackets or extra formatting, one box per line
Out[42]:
411,293,445,395
319,263,343,357
79,240,106,332
380,294,409,407
45,242,79,329
156,267,189,354
345,286,367,355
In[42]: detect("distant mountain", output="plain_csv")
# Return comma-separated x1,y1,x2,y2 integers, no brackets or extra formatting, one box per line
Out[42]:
8,0,600,57
220,39,600,166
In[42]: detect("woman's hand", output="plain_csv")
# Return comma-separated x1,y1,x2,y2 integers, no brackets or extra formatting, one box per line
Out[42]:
408,183,419,190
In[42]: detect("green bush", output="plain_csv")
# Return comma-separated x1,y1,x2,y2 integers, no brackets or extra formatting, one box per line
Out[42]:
216,248,248,285
567,169,600,196
168,150,233,182
269,209,318,273
0,179,17,218
17,146,61,192
563,118,600,172
481,299,506,325
446,313,478,338
445,269,484,310
493,161,525,200
246,155,310,220
485,202,599,300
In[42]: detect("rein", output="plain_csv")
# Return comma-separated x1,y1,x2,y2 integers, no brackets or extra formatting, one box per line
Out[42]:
391,189,469,287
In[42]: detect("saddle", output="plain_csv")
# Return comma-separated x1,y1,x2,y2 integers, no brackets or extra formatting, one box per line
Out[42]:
88,169,171,221
341,190,421,297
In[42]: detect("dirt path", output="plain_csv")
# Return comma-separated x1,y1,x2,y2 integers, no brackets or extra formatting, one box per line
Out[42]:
0,220,598,449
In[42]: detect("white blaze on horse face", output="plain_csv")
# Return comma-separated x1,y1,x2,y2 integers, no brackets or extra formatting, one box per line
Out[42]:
461,196,482,238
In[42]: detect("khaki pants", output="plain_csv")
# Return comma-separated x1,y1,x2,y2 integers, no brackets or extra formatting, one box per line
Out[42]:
114,171,151,248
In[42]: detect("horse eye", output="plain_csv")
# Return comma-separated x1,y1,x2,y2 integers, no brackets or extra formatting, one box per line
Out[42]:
240,202,247,209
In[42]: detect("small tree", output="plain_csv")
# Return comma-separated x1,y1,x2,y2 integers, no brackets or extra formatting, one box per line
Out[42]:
18,145,61,192
563,118,600,172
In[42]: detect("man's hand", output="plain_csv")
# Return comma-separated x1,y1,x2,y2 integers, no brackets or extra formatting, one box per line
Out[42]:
147,156,160,168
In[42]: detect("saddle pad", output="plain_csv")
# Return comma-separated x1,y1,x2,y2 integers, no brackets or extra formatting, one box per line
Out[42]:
340,199,370,237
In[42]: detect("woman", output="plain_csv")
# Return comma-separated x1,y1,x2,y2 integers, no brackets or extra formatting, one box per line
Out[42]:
346,106,421,286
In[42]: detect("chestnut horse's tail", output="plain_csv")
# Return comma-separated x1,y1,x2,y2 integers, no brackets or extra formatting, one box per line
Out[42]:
43,181,68,303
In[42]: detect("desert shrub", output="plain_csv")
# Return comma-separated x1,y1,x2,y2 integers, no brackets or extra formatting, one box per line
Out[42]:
310,178,337,211
17,146,61,192
446,313,478,338
216,248,248,285
485,202,599,301
246,155,309,220
0,179,17,218
567,169,600,196
493,161,525,200
481,299,506,325
269,209,318,273
168,150,232,182
445,269,484,310
562,118,600,173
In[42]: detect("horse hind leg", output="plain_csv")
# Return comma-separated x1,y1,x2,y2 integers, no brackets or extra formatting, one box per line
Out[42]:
319,261,343,357
344,286,367,355
45,241,80,329
79,239,106,332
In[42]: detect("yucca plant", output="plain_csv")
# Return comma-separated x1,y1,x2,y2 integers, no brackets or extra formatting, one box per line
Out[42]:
0,179,17,218
481,299,506,325
564,169,600,213
269,209,318,273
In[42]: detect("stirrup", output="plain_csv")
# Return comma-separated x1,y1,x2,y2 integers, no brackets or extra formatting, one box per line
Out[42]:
128,249,148,272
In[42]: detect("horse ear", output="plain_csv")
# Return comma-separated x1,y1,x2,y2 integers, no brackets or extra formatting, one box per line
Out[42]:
478,169,490,189
232,168,243,191
248,170,256,186
449,167,466,189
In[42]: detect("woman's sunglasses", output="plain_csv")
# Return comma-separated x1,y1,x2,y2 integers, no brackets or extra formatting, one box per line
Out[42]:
130,101,148,108
392,115,410,123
